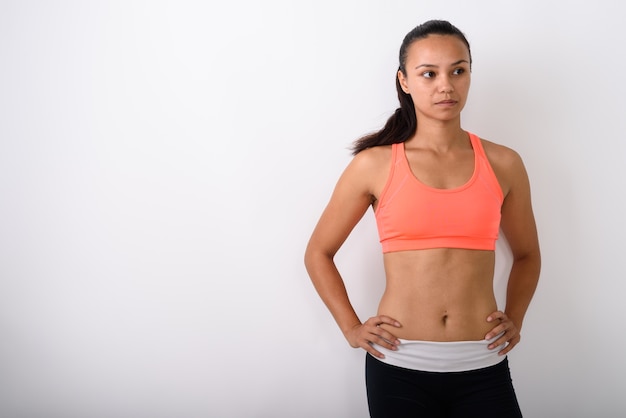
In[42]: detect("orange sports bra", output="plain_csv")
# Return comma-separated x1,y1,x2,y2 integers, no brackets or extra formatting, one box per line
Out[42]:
374,132,504,253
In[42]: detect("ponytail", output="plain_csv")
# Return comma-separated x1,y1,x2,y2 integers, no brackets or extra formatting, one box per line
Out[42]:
351,73,417,155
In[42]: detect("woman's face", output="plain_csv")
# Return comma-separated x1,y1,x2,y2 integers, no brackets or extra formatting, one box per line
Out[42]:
398,35,471,122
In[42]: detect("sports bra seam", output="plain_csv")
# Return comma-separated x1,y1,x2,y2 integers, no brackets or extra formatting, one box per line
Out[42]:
374,143,399,216
472,136,504,201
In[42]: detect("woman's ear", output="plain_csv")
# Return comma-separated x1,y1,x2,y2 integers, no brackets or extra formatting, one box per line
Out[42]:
397,70,410,94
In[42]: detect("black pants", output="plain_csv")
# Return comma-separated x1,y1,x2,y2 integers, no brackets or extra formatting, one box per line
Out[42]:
365,354,522,417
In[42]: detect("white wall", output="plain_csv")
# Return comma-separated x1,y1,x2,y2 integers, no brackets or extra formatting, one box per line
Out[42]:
1,1,624,417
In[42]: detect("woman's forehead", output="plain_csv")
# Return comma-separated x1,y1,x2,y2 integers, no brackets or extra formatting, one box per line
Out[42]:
405,35,470,64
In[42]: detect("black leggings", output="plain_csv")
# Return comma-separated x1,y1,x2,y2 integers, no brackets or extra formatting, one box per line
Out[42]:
365,354,522,417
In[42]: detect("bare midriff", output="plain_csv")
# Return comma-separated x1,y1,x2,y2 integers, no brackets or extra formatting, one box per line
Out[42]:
377,248,497,342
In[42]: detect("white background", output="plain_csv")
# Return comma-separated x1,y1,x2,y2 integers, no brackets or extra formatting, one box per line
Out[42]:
1,1,625,417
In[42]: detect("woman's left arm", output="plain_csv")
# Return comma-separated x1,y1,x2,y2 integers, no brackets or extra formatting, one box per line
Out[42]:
485,148,541,355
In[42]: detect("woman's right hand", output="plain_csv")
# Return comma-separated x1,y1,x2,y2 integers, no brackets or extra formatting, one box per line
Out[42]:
345,315,402,359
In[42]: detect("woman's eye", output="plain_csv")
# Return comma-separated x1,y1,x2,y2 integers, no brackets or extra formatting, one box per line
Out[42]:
422,71,436,79
453,68,465,75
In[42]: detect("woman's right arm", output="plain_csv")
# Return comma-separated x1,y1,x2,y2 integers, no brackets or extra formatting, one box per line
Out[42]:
304,151,401,359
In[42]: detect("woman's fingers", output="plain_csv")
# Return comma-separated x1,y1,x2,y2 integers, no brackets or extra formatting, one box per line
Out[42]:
350,315,403,358
364,316,402,345
373,315,402,328
485,311,521,354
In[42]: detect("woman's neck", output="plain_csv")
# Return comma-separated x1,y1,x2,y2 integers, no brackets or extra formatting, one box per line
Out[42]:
406,120,467,151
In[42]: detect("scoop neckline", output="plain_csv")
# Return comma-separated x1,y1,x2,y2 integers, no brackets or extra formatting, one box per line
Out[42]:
398,133,478,193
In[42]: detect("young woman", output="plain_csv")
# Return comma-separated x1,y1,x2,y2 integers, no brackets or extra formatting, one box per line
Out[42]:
304,20,541,417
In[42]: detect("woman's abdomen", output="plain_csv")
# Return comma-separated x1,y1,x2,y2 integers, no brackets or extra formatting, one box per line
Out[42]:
378,249,498,341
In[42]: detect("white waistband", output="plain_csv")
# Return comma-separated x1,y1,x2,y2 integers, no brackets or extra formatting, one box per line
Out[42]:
372,336,506,373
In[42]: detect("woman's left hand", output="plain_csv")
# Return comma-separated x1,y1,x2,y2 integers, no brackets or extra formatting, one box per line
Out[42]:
485,311,520,355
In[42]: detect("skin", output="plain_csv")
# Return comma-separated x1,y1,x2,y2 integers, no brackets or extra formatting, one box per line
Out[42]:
304,34,541,360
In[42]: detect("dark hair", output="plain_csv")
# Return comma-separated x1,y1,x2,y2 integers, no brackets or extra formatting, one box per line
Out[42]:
351,20,472,154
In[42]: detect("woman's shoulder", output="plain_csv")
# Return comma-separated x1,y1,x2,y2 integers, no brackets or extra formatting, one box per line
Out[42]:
478,136,523,167
339,145,394,195
478,136,529,195
349,144,393,172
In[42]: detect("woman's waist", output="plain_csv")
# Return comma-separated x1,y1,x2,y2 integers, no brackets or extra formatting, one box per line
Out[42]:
369,335,506,372
377,296,497,341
